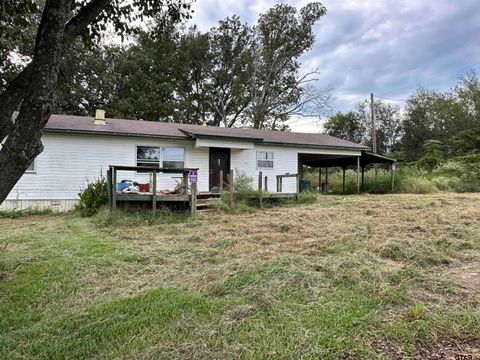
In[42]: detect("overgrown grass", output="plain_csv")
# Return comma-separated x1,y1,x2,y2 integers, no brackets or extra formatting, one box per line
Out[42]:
1,193,479,359
0,208,53,219
303,155,480,195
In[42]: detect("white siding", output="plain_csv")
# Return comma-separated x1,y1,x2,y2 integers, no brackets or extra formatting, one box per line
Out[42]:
232,145,361,193
3,131,361,209
5,133,210,202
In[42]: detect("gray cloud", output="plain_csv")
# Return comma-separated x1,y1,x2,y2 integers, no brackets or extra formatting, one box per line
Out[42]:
188,0,480,130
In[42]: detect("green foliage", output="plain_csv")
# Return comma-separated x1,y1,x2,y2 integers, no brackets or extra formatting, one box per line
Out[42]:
396,177,439,194
324,100,403,153
406,303,426,321
294,191,317,204
402,71,480,160
415,139,444,172
233,170,255,194
52,3,329,130
324,111,366,144
77,176,108,217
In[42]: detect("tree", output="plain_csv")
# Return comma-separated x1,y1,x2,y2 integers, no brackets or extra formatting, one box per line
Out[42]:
356,100,403,154
323,111,367,143
416,139,444,171
205,16,253,127
175,26,212,124
0,0,193,204
248,3,329,129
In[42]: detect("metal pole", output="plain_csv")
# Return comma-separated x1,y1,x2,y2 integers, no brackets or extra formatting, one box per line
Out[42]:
342,167,346,194
371,92,377,153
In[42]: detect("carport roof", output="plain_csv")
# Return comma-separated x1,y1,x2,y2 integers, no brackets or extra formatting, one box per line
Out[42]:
301,151,396,168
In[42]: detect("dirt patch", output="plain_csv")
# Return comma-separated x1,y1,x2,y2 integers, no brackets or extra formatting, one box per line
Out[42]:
415,340,480,360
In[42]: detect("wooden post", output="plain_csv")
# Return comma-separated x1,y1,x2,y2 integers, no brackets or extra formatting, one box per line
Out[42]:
342,167,346,194
229,169,234,206
276,176,280,192
112,167,117,210
356,157,360,194
325,167,329,195
391,163,396,191
258,171,262,190
264,176,268,192
190,182,197,214
361,166,365,191
318,167,321,192
219,170,223,192
152,170,157,213
107,168,112,210
296,174,300,195
182,171,188,195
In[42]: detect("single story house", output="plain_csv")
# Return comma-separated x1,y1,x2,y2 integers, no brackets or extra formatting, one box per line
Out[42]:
2,108,371,211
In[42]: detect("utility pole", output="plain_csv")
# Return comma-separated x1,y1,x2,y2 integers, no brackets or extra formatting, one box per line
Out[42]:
370,92,377,153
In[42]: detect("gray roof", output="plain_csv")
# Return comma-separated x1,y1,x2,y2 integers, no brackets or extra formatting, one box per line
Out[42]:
44,114,368,150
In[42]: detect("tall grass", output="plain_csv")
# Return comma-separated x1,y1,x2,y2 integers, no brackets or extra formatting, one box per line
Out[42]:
303,167,440,194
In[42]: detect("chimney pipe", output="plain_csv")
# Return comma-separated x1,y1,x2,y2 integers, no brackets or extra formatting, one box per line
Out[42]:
94,102,106,125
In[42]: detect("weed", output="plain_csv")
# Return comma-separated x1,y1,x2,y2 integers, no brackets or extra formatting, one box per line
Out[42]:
407,303,426,320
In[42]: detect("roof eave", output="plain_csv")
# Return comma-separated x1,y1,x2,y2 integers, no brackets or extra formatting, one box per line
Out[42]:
180,131,264,143
44,128,189,141
261,141,369,151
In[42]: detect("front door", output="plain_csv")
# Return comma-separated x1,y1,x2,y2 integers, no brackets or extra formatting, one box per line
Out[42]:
209,148,230,191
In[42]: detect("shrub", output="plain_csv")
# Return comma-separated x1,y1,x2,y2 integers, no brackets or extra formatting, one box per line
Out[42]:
397,177,439,194
77,176,108,217
430,176,451,191
294,191,317,204
233,170,254,193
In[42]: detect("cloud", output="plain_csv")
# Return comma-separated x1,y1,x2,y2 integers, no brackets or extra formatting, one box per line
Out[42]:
187,0,480,131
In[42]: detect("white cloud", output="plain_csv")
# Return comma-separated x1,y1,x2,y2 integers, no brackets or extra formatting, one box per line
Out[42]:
187,0,480,132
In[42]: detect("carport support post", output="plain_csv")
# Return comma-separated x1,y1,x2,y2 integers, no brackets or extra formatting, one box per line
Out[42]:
342,166,346,194
391,163,396,191
361,166,365,192
356,156,361,194
318,167,321,192
325,167,328,195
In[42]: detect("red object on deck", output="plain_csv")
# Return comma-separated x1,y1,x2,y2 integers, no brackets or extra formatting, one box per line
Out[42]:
138,183,149,192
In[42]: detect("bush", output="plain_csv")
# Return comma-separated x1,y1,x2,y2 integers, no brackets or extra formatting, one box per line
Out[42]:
397,177,439,194
430,176,452,191
77,176,108,217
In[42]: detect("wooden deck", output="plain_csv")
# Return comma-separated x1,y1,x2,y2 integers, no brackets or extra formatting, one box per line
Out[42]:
115,194,190,202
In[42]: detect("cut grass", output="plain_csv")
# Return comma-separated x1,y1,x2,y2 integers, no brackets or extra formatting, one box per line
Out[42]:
1,193,479,359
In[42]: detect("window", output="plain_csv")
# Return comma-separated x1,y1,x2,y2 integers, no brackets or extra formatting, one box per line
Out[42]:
257,151,274,168
163,147,185,169
136,146,160,168
26,160,35,173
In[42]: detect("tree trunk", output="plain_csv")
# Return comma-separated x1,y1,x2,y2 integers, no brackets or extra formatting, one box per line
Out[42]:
0,0,72,204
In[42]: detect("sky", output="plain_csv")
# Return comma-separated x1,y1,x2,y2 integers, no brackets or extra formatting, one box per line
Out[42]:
188,0,480,132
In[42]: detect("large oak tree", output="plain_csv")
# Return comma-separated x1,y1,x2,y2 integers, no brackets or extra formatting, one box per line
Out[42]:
0,0,192,204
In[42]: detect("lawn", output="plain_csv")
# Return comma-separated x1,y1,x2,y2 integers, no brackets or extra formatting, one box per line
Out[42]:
1,193,479,359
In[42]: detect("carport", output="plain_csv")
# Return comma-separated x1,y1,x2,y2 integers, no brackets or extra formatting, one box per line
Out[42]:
299,151,396,194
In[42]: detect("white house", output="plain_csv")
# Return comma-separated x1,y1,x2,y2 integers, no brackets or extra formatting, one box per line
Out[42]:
1,108,369,211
